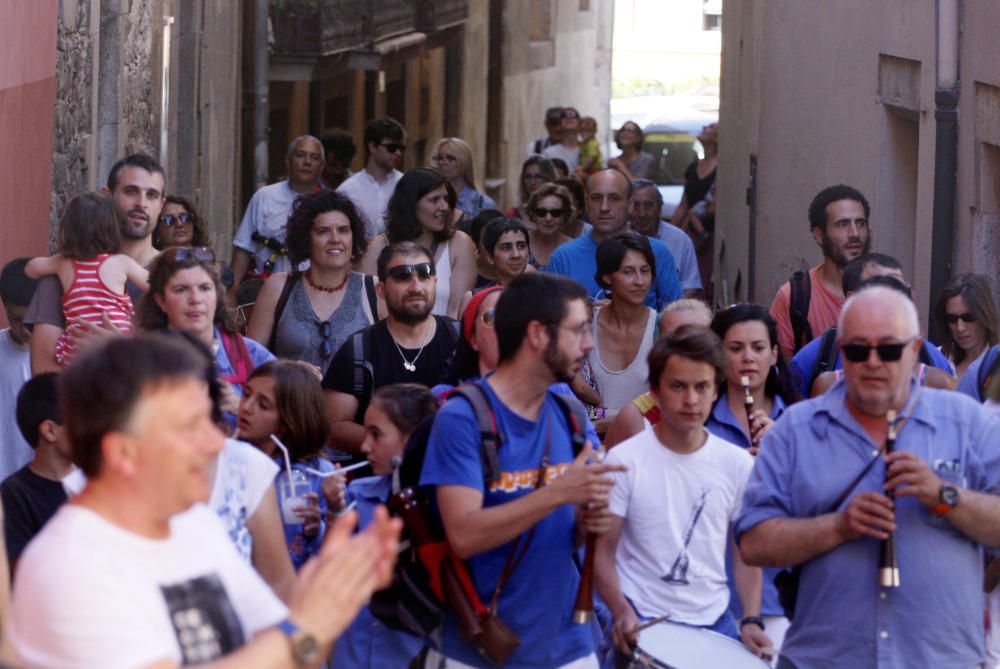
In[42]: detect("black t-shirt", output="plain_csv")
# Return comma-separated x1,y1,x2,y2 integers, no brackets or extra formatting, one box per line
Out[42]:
322,316,460,418
1,465,68,562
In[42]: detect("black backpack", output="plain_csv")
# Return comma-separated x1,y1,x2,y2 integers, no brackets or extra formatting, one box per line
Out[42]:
368,382,589,640
976,344,1000,401
788,270,813,354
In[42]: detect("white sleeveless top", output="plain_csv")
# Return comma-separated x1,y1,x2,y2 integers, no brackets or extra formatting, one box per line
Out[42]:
432,240,452,317
588,307,657,413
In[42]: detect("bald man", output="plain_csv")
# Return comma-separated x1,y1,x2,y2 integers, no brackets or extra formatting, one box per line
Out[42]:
736,285,1000,669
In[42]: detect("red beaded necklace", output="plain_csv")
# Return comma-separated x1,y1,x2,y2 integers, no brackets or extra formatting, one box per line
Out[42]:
304,269,349,293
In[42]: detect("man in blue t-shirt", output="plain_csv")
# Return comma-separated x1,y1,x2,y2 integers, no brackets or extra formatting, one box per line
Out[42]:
421,273,625,668
547,169,681,310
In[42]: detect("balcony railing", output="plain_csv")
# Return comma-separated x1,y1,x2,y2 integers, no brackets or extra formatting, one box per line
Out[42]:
271,0,464,58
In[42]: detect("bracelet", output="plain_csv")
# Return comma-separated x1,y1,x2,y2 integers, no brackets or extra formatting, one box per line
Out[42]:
740,615,765,631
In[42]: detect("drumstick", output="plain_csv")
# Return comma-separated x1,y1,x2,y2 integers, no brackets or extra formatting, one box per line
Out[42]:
878,409,900,588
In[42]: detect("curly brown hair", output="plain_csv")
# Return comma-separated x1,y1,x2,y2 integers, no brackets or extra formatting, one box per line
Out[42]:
153,195,212,250
137,248,239,335
285,190,369,264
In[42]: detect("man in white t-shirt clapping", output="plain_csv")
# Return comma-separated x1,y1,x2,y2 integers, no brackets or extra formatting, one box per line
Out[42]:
7,334,400,669
595,325,772,665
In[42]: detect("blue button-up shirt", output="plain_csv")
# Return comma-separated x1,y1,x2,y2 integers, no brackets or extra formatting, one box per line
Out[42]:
706,390,787,618
735,380,1000,669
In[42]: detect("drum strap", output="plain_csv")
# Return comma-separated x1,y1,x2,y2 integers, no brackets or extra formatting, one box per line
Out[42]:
488,422,553,614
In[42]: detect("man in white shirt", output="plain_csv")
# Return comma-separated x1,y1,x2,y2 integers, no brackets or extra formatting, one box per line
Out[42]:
630,179,703,299
336,117,406,239
7,334,400,669
595,325,771,664
231,135,325,288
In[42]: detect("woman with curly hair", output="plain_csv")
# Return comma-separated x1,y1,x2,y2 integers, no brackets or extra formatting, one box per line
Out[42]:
152,195,212,250
358,167,476,318
247,190,382,374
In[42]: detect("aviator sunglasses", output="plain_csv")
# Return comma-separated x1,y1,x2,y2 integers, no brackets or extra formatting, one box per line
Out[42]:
840,337,915,363
386,262,436,282
164,246,216,263
161,213,192,226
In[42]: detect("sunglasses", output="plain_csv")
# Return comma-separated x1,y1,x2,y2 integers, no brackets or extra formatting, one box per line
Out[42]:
480,308,496,329
164,246,216,263
380,142,406,154
840,337,915,363
319,321,333,358
533,207,565,219
161,213,191,226
432,154,458,164
945,312,976,324
386,262,435,282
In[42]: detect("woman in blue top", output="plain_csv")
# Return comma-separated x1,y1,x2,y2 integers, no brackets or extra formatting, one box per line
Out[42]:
332,383,440,668
235,360,340,570
707,303,800,653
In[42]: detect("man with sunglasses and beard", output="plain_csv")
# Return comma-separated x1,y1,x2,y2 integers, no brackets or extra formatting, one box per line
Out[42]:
322,241,461,453
337,117,407,240
420,272,625,668
25,154,166,374
769,185,872,362
737,285,1000,669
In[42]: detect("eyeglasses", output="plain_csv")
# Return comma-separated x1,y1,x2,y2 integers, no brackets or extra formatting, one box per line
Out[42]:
533,207,565,219
319,321,333,358
945,312,976,325
163,246,216,263
386,262,436,282
840,337,915,363
380,142,406,154
556,321,592,338
480,308,496,329
161,213,191,226
432,154,458,164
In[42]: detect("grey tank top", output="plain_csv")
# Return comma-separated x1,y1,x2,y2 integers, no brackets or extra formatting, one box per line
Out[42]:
273,271,373,374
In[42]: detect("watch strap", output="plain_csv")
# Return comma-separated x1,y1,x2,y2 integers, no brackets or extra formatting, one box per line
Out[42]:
740,615,766,631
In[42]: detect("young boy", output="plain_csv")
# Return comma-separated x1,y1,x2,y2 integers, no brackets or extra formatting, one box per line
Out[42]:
595,325,772,665
0,258,38,481
3,373,74,574
576,116,603,176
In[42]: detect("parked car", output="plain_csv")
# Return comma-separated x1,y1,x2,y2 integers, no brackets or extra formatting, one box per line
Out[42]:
642,117,717,219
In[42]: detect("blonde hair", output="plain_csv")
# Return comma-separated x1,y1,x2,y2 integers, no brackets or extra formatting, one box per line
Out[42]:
428,137,481,192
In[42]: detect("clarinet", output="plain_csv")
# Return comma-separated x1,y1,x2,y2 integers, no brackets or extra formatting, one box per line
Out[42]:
741,375,755,428
573,444,607,624
878,409,900,588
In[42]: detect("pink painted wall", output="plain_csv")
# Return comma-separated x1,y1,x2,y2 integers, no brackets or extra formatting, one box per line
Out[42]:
0,0,58,325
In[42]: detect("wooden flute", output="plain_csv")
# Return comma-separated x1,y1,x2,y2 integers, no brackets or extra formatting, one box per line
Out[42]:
878,409,900,588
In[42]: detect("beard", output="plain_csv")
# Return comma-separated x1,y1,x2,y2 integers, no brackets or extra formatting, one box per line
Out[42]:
821,231,871,268
542,334,577,383
121,209,153,240
386,292,434,325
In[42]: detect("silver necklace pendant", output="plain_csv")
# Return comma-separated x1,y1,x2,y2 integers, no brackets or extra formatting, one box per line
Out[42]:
403,361,416,372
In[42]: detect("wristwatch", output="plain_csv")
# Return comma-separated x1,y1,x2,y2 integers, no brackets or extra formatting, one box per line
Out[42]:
740,615,766,631
930,484,960,516
276,618,319,668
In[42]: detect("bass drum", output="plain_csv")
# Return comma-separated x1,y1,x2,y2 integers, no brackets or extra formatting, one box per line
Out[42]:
631,621,771,669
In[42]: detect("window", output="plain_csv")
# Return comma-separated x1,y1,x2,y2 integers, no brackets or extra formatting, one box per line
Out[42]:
703,0,722,31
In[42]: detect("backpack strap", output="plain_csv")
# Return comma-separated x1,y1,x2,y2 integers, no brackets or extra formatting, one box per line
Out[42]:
268,271,301,353
549,391,589,457
978,345,1000,401
448,384,504,484
363,274,379,323
441,317,462,372
350,329,374,398
807,326,839,392
788,270,813,353
917,342,933,367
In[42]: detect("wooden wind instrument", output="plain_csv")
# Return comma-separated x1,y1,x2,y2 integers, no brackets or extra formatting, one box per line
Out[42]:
878,409,900,588
573,444,607,624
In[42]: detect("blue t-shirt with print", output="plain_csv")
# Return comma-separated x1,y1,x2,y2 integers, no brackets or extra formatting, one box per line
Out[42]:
419,381,594,668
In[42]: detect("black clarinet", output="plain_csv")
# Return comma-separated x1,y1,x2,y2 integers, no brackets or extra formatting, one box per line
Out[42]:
878,409,900,588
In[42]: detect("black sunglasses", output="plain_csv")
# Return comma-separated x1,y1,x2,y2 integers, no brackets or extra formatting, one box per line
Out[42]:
945,312,976,325
840,338,915,363
319,321,333,358
386,262,435,282
161,213,191,226
164,246,216,263
534,207,565,219
380,142,406,154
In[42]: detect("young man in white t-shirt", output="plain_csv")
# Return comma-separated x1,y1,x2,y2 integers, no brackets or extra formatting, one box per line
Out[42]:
595,324,772,664
7,334,401,669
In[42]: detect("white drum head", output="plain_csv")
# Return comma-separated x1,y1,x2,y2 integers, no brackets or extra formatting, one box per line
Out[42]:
636,621,770,669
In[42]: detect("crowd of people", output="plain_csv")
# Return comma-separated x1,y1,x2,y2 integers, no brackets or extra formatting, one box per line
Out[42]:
0,107,997,669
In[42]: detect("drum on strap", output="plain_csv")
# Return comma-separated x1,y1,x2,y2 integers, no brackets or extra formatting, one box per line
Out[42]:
630,620,771,669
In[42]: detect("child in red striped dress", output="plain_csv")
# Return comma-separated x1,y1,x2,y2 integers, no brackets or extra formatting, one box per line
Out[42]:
26,192,149,365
